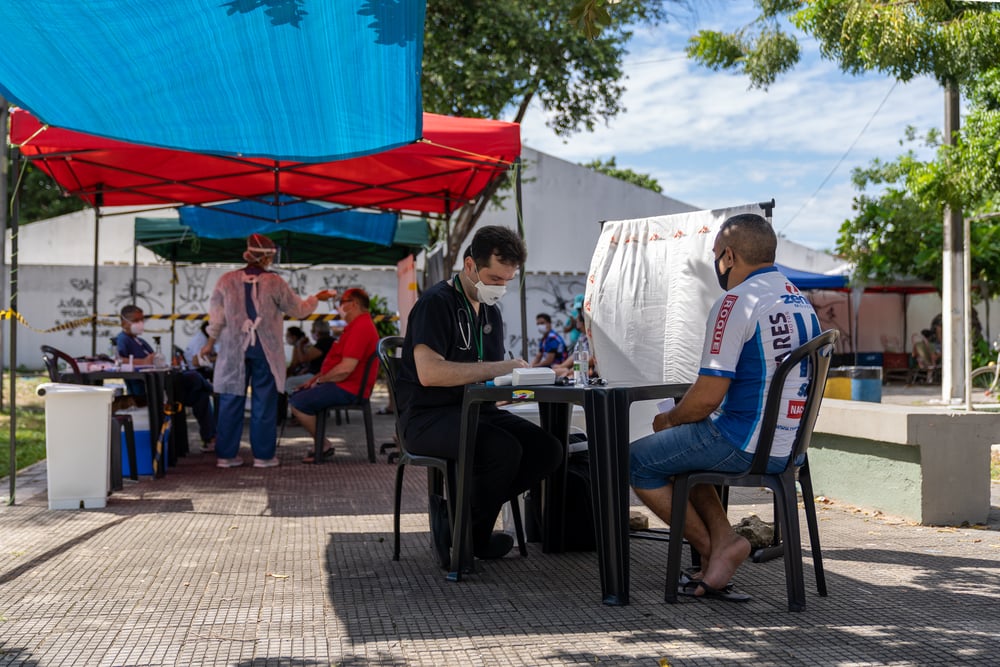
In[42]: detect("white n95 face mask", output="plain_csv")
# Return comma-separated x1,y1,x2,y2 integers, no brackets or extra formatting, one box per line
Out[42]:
130,321,145,335
537,324,548,335
475,281,506,306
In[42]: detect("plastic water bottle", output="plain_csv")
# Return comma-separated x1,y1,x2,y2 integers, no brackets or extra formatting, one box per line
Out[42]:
573,338,590,386
152,336,167,369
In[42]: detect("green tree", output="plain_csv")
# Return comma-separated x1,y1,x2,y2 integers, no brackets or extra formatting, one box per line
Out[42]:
682,1,1000,399
6,157,86,224
839,72,1000,296
581,157,663,193
422,0,677,267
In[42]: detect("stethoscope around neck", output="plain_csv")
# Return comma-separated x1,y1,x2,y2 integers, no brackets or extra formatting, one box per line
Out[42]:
453,274,491,361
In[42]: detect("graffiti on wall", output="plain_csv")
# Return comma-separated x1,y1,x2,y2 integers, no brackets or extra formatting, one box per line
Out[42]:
503,275,586,358
56,276,117,340
109,278,165,315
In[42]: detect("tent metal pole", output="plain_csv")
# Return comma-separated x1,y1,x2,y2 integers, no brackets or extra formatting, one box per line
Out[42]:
8,146,20,505
132,235,137,301
515,158,527,360
92,194,103,356
0,96,8,412
170,260,177,355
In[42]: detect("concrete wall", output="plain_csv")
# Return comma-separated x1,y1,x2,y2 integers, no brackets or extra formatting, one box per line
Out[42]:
7,263,398,368
811,399,997,525
3,263,590,370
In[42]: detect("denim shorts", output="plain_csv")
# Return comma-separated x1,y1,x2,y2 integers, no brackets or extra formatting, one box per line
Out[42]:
629,418,786,490
288,382,357,415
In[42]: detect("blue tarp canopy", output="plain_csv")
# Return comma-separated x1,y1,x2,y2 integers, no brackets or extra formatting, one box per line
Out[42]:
135,205,429,267
0,1,424,161
776,264,849,291
179,197,398,246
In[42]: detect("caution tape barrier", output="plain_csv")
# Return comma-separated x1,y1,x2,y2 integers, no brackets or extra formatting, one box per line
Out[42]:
0,309,398,334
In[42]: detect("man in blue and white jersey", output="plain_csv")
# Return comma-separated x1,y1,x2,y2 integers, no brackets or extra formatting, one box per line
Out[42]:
630,213,820,602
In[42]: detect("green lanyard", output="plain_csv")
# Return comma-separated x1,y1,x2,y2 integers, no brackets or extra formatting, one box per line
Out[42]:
454,275,484,361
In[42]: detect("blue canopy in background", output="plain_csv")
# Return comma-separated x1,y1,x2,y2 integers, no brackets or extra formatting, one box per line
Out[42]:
179,198,398,247
0,1,424,161
776,263,849,291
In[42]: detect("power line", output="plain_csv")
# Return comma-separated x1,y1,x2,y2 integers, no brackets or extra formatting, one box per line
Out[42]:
778,79,899,234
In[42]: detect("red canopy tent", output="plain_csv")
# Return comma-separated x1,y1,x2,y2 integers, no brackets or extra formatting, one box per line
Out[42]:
6,108,524,404
10,109,521,216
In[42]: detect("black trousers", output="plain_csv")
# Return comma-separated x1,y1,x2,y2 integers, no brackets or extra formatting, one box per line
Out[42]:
404,406,564,551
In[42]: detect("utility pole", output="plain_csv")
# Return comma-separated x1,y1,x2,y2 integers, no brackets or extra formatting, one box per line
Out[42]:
941,82,967,404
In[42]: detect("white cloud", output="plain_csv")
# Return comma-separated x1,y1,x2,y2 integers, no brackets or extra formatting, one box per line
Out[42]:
516,9,944,250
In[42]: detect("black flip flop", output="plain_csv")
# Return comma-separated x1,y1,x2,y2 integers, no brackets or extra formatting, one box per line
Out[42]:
677,578,751,603
302,447,335,463
679,571,736,593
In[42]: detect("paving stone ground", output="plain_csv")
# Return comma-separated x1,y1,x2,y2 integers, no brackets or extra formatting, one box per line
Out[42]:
1,385,999,666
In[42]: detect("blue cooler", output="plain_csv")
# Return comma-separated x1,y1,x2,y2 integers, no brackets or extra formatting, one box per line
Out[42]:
849,366,882,403
115,407,162,476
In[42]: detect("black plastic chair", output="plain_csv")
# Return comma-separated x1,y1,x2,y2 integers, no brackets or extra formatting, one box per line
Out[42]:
40,344,86,384
377,336,526,565
40,344,138,489
312,351,379,463
662,329,839,612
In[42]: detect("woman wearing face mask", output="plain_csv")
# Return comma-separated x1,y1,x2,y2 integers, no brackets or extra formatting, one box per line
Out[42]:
530,312,568,368
202,233,335,469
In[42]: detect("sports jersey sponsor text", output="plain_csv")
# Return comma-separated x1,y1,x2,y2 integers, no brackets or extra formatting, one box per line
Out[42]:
710,294,739,354
787,400,805,418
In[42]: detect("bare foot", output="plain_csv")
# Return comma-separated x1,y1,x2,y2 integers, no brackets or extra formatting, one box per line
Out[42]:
698,534,750,596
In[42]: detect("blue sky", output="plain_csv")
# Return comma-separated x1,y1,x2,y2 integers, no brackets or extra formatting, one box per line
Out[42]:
515,3,943,252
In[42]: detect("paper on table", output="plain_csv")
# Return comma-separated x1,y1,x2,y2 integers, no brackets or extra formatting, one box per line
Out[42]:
657,397,675,413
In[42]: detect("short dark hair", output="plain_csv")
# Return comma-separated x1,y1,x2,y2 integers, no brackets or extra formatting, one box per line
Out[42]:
717,213,776,264
341,287,370,310
120,304,142,321
312,319,330,335
465,225,527,269
536,313,552,324
286,326,305,340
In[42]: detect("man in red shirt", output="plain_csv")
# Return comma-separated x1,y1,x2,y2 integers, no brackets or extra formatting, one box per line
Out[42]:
289,288,379,462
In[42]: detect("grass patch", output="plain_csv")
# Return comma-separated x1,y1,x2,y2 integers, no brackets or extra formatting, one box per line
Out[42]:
0,373,50,475
993,449,1000,482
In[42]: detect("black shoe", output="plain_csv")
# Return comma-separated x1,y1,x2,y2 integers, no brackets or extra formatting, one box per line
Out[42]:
474,532,514,560
428,494,452,570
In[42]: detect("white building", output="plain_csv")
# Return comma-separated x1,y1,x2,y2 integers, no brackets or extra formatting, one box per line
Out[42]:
4,145,882,369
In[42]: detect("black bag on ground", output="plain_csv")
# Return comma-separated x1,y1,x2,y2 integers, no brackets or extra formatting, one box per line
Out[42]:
524,434,596,551
562,449,597,551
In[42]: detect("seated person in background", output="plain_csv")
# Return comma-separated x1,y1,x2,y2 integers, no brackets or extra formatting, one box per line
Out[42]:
281,321,336,423
288,288,379,462
285,320,334,393
630,213,820,602
285,326,313,380
912,329,940,369
553,311,595,379
531,313,568,368
911,329,940,383
310,318,335,362
184,321,216,370
562,293,584,351
118,305,218,451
